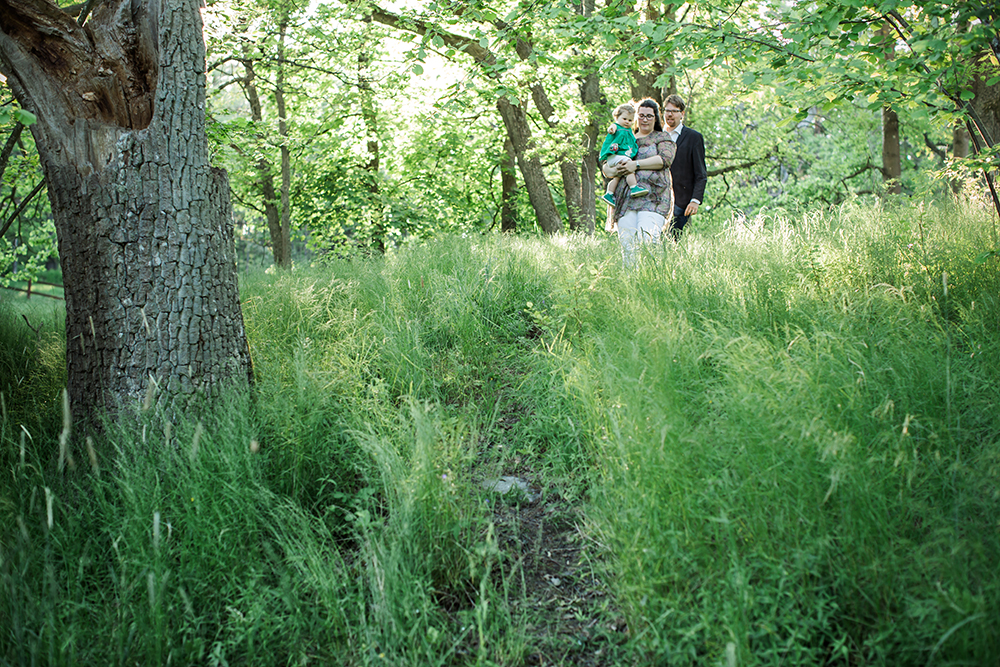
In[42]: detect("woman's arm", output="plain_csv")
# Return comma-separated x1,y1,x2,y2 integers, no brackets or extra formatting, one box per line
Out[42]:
624,135,674,173
630,155,664,171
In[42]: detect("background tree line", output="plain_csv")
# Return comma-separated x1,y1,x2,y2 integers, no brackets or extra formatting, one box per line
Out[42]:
3,0,997,275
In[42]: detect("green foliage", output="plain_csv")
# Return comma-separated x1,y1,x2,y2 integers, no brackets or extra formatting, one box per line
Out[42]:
10,108,36,127
0,117,54,288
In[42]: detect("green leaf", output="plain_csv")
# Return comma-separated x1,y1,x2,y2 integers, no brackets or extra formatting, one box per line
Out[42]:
412,64,424,75
479,37,489,49
960,90,975,100
13,108,37,126
974,249,999,264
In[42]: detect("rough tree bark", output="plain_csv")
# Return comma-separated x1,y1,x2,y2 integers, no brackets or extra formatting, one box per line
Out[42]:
496,97,562,234
0,0,252,422
881,106,903,194
578,70,601,234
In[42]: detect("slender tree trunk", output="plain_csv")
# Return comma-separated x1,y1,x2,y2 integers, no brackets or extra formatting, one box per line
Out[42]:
0,0,251,421
501,137,518,233
579,71,601,235
276,16,292,266
881,106,903,194
512,38,577,231
879,23,903,195
577,0,600,234
496,98,562,234
368,8,562,234
951,122,970,195
238,56,284,267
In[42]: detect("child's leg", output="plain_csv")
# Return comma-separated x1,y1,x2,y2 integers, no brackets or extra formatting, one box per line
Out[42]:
626,173,638,188
606,176,620,195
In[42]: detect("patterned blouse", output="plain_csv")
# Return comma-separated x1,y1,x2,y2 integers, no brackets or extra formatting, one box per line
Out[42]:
610,130,677,223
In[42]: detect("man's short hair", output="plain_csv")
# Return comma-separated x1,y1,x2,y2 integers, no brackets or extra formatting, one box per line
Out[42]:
664,94,686,112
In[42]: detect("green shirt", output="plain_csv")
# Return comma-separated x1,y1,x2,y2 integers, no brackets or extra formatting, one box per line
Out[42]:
599,125,639,163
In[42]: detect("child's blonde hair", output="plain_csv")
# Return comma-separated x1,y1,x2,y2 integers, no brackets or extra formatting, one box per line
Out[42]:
613,102,636,119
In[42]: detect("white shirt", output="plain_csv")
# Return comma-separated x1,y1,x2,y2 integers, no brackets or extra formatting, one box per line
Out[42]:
667,122,684,143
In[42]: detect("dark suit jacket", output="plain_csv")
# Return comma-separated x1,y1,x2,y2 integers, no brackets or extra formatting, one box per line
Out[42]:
669,126,708,210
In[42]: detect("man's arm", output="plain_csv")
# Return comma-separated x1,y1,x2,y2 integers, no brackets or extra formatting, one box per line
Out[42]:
690,129,708,204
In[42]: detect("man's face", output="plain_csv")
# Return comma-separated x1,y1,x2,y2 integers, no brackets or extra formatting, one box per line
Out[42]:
663,104,683,130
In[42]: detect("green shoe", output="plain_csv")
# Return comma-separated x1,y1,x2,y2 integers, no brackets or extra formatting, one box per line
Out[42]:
600,192,616,206
630,185,650,197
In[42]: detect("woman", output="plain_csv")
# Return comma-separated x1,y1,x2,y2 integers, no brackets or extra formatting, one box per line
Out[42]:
602,98,677,265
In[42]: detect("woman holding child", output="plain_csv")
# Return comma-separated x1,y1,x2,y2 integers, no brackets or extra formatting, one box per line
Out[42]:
602,98,676,265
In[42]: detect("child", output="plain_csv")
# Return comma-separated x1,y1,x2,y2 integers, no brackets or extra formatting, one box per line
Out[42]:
599,102,649,208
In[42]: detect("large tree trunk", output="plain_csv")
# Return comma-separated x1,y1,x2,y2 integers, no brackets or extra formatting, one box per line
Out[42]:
578,71,601,235
577,0,601,235
0,0,252,422
514,37,579,232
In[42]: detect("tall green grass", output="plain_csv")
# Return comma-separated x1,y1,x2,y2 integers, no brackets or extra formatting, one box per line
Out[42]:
2,199,998,665
560,201,1000,665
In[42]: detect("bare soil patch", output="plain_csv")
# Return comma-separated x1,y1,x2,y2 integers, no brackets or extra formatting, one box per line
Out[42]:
491,491,629,666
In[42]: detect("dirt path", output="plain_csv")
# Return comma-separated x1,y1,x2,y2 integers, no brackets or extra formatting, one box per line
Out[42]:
490,488,629,666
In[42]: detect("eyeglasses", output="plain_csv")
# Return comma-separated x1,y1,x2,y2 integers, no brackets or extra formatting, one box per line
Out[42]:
663,109,682,115
637,113,655,119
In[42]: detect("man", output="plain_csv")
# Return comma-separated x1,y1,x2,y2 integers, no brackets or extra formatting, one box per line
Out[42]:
663,94,708,237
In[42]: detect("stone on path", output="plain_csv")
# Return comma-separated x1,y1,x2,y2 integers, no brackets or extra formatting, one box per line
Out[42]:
481,475,538,503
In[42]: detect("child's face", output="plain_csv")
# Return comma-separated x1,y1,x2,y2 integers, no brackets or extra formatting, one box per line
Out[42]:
615,110,634,128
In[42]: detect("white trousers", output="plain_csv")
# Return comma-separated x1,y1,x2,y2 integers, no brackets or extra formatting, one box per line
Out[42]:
617,210,665,267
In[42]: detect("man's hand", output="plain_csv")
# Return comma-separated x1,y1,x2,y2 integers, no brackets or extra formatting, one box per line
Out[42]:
684,201,700,216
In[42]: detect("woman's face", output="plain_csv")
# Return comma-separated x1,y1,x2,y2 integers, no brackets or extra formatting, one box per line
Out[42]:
636,106,657,134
